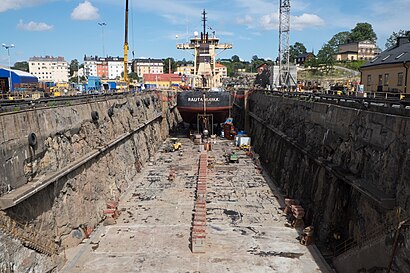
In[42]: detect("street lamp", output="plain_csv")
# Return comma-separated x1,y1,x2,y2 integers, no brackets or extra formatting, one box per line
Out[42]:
98,22,107,57
2,43,14,92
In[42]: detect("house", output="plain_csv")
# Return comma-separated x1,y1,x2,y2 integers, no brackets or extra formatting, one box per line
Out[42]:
336,40,380,61
360,37,410,94
296,52,315,65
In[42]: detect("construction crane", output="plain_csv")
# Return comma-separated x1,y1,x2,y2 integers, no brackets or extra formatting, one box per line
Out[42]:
278,0,296,90
123,0,129,85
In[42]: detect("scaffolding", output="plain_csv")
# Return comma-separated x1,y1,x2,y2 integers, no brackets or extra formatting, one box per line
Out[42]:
278,0,296,90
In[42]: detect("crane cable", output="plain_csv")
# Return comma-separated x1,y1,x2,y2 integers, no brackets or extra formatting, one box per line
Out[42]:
130,0,135,60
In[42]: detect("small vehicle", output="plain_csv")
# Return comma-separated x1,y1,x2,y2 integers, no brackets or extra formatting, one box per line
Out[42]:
229,152,238,163
170,138,182,152
240,144,250,151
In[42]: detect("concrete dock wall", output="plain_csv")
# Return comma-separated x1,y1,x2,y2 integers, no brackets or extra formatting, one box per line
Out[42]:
0,92,181,272
242,91,410,272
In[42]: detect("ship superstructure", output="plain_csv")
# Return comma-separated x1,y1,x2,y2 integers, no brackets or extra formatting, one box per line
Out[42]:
177,10,232,89
175,10,233,126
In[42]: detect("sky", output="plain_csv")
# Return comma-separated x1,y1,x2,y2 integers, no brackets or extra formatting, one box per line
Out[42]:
0,0,409,67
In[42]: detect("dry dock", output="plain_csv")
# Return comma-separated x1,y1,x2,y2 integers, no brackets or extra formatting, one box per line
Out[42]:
62,137,329,273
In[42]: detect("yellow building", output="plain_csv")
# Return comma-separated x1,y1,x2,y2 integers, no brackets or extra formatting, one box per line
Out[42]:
360,37,410,95
143,74,183,89
336,40,380,61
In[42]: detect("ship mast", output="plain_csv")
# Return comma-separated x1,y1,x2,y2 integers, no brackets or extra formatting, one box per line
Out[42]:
123,0,129,84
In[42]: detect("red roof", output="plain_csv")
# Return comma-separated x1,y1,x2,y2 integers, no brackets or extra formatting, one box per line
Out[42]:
143,74,182,82
216,63,226,68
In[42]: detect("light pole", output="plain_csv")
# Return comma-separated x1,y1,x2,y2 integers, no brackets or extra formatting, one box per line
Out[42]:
98,22,107,57
2,43,14,92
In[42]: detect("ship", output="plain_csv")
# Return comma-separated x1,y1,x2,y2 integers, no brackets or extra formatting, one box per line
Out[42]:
176,9,233,125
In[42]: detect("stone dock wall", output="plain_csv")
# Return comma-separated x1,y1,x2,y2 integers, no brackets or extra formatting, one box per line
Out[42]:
236,91,410,272
0,92,181,272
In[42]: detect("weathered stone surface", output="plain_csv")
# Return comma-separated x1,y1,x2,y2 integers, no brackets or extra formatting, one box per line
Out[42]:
0,92,181,272
236,92,410,271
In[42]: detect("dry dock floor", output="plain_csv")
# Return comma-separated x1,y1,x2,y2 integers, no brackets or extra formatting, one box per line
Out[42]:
62,137,329,273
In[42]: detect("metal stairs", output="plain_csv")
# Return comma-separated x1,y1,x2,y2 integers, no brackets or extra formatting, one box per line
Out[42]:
0,212,57,256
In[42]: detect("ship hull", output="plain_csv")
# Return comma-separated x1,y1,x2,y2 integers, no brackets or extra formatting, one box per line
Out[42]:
177,90,233,124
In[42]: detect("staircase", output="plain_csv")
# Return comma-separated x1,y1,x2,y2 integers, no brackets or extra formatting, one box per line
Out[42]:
332,221,397,273
0,212,57,256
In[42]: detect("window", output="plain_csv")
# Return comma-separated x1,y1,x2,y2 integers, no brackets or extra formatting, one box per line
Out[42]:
396,52,406,59
378,75,383,86
398,72,404,86
367,75,372,86
384,73,389,86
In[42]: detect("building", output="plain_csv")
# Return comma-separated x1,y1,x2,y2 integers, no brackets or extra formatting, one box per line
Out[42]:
84,55,131,80
176,63,194,76
360,37,410,94
0,68,38,92
296,52,315,65
336,40,380,61
143,74,182,89
134,59,164,78
215,63,228,78
28,56,69,83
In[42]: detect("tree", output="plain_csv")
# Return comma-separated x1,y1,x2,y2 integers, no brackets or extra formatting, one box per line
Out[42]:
12,61,29,72
385,30,410,49
231,55,240,63
289,42,307,63
317,43,335,74
163,57,177,74
328,31,350,52
349,22,377,43
69,59,79,77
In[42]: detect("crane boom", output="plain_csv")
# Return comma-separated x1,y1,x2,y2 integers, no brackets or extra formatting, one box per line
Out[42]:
123,0,129,84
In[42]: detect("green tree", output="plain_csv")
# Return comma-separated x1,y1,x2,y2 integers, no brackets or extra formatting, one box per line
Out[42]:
69,59,79,77
385,30,410,49
12,61,29,72
231,55,240,63
317,43,335,74
289,42,307,63
349,22,377,43
163,57,177,74
328,31,351,52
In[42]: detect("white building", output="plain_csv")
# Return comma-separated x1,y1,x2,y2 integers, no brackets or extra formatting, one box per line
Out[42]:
28,56,69,83
134,59,164,78
84,55,131,80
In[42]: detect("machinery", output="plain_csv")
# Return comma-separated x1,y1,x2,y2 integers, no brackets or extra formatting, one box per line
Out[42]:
228,152,238,163
169,138,182,152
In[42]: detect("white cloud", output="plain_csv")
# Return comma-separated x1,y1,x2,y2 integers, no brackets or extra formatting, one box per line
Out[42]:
292,13,325,30
71,1,100,21
17,20,53,31
237,15,254,27
260,12,279,30
0,0,47,13
259,12,324,31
